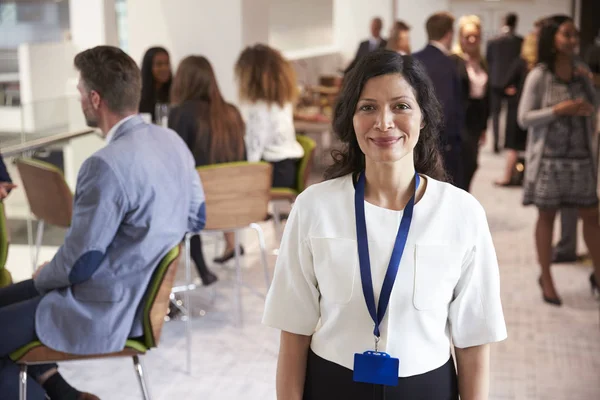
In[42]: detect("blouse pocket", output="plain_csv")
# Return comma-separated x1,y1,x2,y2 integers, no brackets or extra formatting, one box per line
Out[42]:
413,244,462,311
311,238,357,305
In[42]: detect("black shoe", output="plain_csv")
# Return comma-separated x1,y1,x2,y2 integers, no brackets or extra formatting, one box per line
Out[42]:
590,274,599,298
199,270,218,286
552,253,578,264
538,277,562,306
213,246,245,264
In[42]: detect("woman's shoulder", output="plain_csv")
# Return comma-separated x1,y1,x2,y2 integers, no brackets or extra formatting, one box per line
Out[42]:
423,177,487,219
295,174,353,209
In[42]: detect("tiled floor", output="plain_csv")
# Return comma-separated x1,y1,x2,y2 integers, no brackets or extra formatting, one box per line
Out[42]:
4,146,600,399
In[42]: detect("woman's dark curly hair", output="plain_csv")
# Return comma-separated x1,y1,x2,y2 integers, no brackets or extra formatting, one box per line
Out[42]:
325,50,447,181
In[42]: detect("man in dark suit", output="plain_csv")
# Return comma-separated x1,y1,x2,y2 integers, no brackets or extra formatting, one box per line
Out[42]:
345,17,387,73
486,13,524,153
413,12,465,189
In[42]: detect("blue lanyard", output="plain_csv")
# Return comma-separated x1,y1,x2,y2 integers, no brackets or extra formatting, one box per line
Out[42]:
354,171,420,346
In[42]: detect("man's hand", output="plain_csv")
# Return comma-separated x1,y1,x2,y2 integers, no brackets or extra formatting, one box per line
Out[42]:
33,261,49,280
504,86,517,96
479,131,487,147
0,182,17,199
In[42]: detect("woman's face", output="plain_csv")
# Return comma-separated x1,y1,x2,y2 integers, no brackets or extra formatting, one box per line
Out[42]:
554,20,579,56
353,73,423,165
152,52,171,84
460,23,481,56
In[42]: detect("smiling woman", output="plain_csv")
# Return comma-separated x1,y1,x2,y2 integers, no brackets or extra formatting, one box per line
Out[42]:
263,50,507,400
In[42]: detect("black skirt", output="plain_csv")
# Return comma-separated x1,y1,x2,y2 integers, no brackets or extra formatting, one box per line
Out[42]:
303,349,458,400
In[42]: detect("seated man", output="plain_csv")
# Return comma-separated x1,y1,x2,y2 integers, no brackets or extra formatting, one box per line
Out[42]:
0,46,206,400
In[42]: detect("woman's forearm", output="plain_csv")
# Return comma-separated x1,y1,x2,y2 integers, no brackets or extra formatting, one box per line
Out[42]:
455,344,490,400
276,331,312,400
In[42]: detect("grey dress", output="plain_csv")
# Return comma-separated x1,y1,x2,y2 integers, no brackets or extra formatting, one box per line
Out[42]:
518,64,599,209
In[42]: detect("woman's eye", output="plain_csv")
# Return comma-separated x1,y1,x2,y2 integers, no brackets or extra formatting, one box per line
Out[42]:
359,105,375,112
394,103,410,110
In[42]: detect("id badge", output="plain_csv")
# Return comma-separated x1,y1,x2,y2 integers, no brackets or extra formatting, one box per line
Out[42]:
353,351,399,386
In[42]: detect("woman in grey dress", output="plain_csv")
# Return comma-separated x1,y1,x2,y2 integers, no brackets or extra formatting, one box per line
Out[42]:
518,15,600,306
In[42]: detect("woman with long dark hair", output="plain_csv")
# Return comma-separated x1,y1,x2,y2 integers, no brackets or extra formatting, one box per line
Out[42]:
518,15,600,305
169,56,246,285
263,51,506,399
139,47,172,122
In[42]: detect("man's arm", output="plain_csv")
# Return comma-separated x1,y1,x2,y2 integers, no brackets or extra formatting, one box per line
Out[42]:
187,166,206,233
34,156,128,293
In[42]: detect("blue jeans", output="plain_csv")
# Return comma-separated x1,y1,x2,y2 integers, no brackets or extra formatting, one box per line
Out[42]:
0,279,57,399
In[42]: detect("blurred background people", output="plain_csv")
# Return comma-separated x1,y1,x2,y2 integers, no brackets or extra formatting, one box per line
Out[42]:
139,47,173,123
494,20,540,186
518,15,600,306
345,17,387,72
487,13,524,154
386,20,411,55
235,44,304,189
451,15,489,192
169,55,247,283
414,12,464,189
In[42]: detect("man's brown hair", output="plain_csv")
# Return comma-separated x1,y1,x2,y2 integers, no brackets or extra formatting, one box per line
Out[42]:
74,46,141,114
426,12,455,41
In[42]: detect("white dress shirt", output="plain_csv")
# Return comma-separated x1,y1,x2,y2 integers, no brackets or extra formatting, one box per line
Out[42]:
239,101,304,163
263,174,507,377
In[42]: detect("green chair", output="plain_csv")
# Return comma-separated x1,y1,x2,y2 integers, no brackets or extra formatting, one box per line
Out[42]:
10,245,181,400
270,135,317,241
16,158,73,270
0,202,12,287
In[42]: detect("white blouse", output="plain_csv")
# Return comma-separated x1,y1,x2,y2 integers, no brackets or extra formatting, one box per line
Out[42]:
263,174,507,377
238,101,304,163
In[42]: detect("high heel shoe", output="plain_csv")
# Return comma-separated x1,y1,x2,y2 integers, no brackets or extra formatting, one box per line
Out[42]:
590,274,599,298
213,246,245,264
538,277,562,306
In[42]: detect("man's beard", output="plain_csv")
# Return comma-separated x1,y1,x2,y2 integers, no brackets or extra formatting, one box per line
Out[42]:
83,110,98,128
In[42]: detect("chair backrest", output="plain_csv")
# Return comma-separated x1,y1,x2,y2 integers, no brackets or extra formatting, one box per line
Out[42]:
142,245,181,349
198,162,273,231
16,158,72,227
295,135,317,193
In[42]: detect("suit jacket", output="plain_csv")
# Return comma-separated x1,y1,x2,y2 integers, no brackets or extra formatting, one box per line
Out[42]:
486,33,524,89
345,38,388,73
33,115,206,355
0,154,12,184
413,45,463,146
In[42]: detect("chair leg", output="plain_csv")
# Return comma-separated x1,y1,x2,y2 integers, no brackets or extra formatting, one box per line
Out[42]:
183,233,193,375
19,364,27,400
250,223,270,292
272,201,283,248
33,219,44,269
133,355,152,400
233,230,243,328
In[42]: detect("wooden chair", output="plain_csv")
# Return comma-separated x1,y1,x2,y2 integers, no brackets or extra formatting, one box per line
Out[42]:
10,245,181,400
179,162,272,320
15,158,73,269
270,135,317,241
0,202,12,287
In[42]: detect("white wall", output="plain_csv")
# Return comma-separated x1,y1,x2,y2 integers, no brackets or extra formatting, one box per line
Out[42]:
396,0,450,52
334,0,393,64
69,0,119,52
449,0,572,46
127,0,250,103
269,0,334,53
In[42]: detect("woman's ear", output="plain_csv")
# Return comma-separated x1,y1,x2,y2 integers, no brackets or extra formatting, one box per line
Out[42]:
420,120,426,129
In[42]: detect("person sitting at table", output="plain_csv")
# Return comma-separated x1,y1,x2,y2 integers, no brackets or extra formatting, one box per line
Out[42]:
0,45,206,400
169,55,246,272
138,47,172,123
235,44,304,189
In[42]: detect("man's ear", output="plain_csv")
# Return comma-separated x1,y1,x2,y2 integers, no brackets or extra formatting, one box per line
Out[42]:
90,90,101,110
